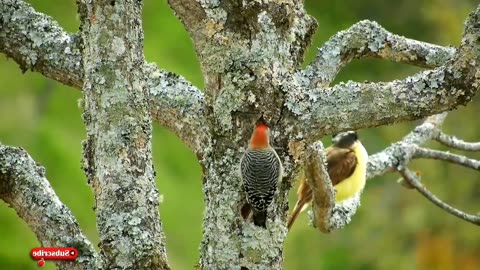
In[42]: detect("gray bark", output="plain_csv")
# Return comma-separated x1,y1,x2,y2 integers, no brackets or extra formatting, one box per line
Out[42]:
0,0,209,156
0,144,98,270
76,0,169,268
1,0,479,269
169,1,479,269
0,0,82,87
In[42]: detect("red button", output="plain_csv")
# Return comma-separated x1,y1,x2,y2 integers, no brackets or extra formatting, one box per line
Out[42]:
30,247,79,261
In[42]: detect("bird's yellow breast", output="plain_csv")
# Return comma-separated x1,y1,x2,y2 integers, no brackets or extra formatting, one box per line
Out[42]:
333,142,368,202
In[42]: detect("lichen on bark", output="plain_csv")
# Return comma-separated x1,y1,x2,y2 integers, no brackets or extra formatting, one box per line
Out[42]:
1,1,480,269
77,0,169,269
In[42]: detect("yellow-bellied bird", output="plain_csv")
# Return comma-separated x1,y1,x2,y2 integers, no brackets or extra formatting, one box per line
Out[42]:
287,131,368,230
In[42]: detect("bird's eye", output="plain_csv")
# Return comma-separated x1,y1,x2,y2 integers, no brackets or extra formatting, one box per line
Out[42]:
351,132,358,141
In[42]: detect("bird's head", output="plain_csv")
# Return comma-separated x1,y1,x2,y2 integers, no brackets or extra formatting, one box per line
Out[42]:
332,131,359,149
249,120,270,149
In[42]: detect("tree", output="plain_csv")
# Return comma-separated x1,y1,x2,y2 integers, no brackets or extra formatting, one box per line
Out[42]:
1,0,479,269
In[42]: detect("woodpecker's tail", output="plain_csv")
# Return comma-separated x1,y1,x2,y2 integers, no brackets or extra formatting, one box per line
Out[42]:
252,210,267,228
241,203,252,220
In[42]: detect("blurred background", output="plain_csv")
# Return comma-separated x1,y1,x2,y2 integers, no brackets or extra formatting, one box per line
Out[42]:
1,0,479,269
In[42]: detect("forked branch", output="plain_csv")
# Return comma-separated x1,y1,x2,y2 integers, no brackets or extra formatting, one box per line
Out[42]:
304,20,455,86
367,113,448,179
287,6,479,142
366,111,479,226
397,167,480,226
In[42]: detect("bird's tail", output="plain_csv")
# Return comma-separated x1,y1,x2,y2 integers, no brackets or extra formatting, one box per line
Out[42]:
287,198,310,230
252,210,267,228
288,173,313,230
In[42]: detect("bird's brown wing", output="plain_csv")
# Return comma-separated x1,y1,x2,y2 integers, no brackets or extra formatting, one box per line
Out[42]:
288,148,357,230
326,147,357,186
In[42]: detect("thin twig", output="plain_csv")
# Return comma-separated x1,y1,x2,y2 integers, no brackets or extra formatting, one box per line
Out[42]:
434,131,480,151
414,147,480,170
367,113,448,179
397,167,480,226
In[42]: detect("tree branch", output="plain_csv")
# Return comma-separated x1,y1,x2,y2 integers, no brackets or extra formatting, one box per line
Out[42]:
303,20,455,86
367,113,447,179
304,142,335,233
0,0,83,88
413,147,480,170
286,63,476,141
0,0,209,156
0,144,99,270
304,141,362,233
167,0,206,38
366,109,480,227
434,131,480,151
285,5,479,142
397,166,480,226
144,63,210,158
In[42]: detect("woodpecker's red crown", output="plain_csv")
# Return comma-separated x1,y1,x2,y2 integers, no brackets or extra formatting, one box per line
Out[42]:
250,122,270,149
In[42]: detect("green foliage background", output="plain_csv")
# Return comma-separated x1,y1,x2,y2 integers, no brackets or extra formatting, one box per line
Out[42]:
1,0,479,269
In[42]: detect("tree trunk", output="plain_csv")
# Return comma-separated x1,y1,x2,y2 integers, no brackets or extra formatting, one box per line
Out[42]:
182,2,317,268
78,1,169,268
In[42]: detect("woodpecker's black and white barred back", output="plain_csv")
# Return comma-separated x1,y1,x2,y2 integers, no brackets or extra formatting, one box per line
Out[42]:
241,148,282,227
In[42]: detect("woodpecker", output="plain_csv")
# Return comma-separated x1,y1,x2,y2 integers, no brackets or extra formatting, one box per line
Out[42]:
240,120,283,228
287,131,368,230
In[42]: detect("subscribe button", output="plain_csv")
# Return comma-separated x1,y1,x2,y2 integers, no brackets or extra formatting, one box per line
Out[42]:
30,247,79,261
